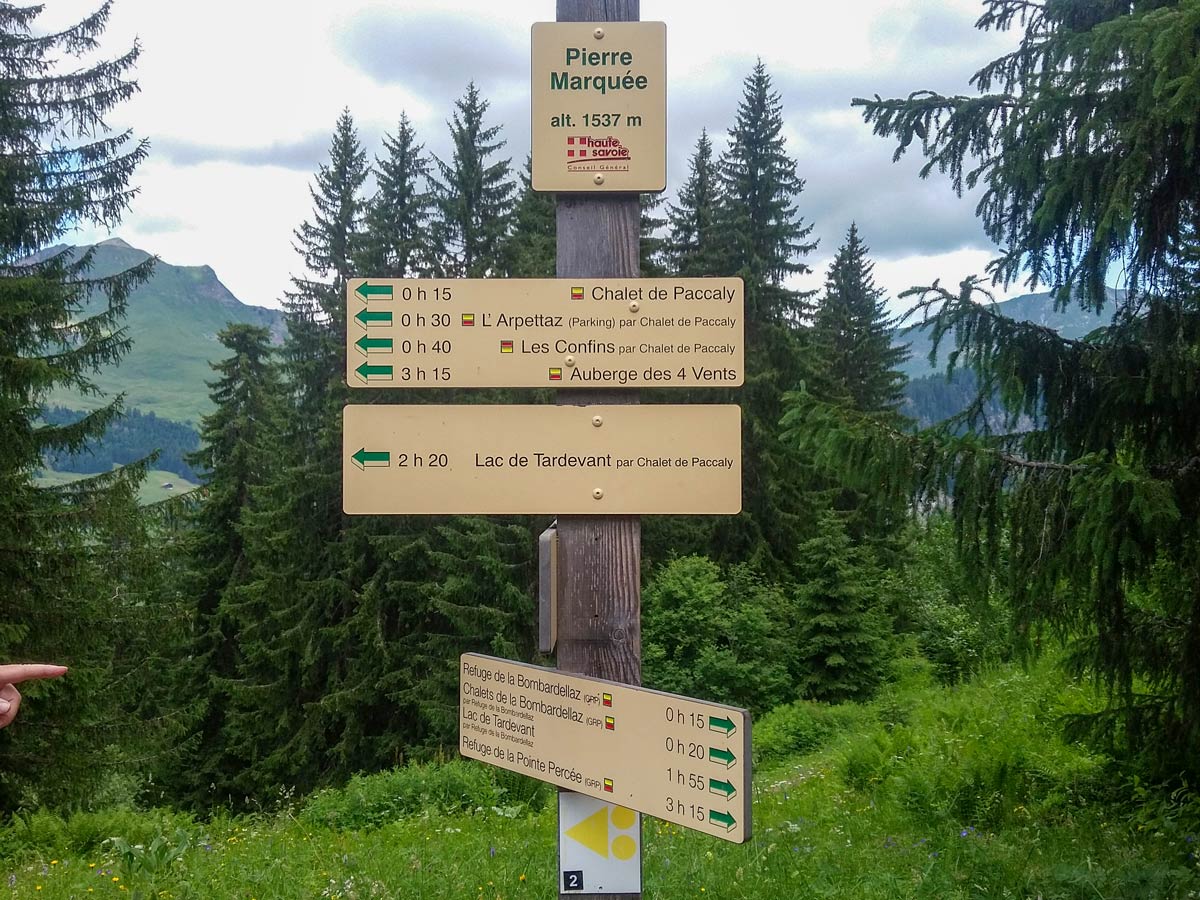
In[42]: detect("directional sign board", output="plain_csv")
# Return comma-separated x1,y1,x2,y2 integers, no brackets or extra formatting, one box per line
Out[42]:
343,404,741,515
532,21,666,192
345,278,743,389
460,653,752,843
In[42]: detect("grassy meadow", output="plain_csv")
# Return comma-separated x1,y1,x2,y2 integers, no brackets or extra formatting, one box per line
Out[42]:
4,660,1198,899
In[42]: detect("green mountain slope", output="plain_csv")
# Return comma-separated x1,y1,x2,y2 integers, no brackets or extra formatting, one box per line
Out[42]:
44,238,285,425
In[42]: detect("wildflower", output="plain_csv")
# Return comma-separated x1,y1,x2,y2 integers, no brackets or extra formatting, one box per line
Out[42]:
489,846,496,858
50,860,58,865
89,863,96,868
113,876,121,882
519,874,526,882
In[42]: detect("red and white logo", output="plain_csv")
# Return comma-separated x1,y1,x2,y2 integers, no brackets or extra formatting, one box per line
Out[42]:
565,136,631,172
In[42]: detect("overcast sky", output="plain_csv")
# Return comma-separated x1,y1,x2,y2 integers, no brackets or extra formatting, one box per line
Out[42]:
49,0,1020,313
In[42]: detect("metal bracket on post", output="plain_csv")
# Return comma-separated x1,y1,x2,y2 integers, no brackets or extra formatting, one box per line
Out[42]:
539,523,559,654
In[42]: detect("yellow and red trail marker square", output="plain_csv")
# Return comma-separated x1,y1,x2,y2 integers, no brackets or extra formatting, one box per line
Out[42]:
549,367,563,381
461,313,475,326
500,340,514,353
570,286,585,300
604,716,615,730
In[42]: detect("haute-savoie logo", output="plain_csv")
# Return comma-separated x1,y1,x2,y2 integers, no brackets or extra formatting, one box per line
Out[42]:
565,135,631,172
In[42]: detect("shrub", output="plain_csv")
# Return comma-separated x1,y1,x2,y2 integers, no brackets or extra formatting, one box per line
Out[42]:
754,699,875,764
299,761,511,831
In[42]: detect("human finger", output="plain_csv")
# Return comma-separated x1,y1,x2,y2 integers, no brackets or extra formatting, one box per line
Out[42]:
0,684,20,729
0,664,68,685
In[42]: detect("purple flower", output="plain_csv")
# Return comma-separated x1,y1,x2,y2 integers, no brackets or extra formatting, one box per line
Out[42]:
489,846,496,858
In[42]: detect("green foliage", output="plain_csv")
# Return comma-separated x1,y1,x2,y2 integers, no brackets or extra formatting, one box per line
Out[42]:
41,406,201,482
174,325,282,805
793,512,894,703
643,556,794,714
857,0,1200,308
810,224,908,413
429,83,516,277
753,698,875,764
0,1,186,811
783,0,1200,778
299,761,512,831
7,664,1200,899
502,158,555,277
105,828,192,895
358,114,433,278
664,130,722,277
888,517,1015,683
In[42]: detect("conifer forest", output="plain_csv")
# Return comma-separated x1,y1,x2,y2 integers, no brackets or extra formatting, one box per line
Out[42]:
3,2,1200,897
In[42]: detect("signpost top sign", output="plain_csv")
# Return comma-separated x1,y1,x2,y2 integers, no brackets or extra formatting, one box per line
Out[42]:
460,653,752,843
531,21,667,193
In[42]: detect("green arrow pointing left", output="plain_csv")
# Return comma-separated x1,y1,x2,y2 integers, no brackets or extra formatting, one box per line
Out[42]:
355,309,392,328
709,747,736,769
708,778,736,799
709,715,736,736
355,281,394,301
351,448,390,469
709,810,736,832
355,362,393,382
355,335,393,355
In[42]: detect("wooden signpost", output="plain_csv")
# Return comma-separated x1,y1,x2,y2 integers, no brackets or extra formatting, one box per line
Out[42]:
341,3,749,897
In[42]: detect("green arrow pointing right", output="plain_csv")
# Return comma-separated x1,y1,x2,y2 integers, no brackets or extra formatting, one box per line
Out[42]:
709,810,736,832
709,715,736,736
708,778,736,799
709,747,736,769
354,308,393,328
351,448,390,469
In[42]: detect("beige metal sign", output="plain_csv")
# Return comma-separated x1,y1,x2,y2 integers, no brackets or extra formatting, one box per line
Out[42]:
345,278,742,389
460,654,752,843
343,404,741,515
531,21,666,192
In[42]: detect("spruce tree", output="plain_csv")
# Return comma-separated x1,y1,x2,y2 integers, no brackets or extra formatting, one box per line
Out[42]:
810,224,908,413
225,111,367,797
176,324,281,804
359,114,432,278
790,0,1200,774
0,1,156,808
429,83,516,277
716,60,817,329
503,158,555,278
793,512,891,704
665,130,722,277
710,61,818,575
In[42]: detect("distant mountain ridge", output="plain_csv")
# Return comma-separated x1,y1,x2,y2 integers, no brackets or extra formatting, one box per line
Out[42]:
898,287,1124,426
43,238,286,425
896,287,1123,378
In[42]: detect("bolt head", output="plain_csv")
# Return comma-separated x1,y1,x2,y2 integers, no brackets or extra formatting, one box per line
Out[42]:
565,355,576,367
593,27,605,39
593,173,605,186
629,301,640,313
592,415,603,427
592,488,604,500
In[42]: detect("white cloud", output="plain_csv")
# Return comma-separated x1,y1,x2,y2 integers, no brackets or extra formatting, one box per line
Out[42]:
47,0,1021,310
